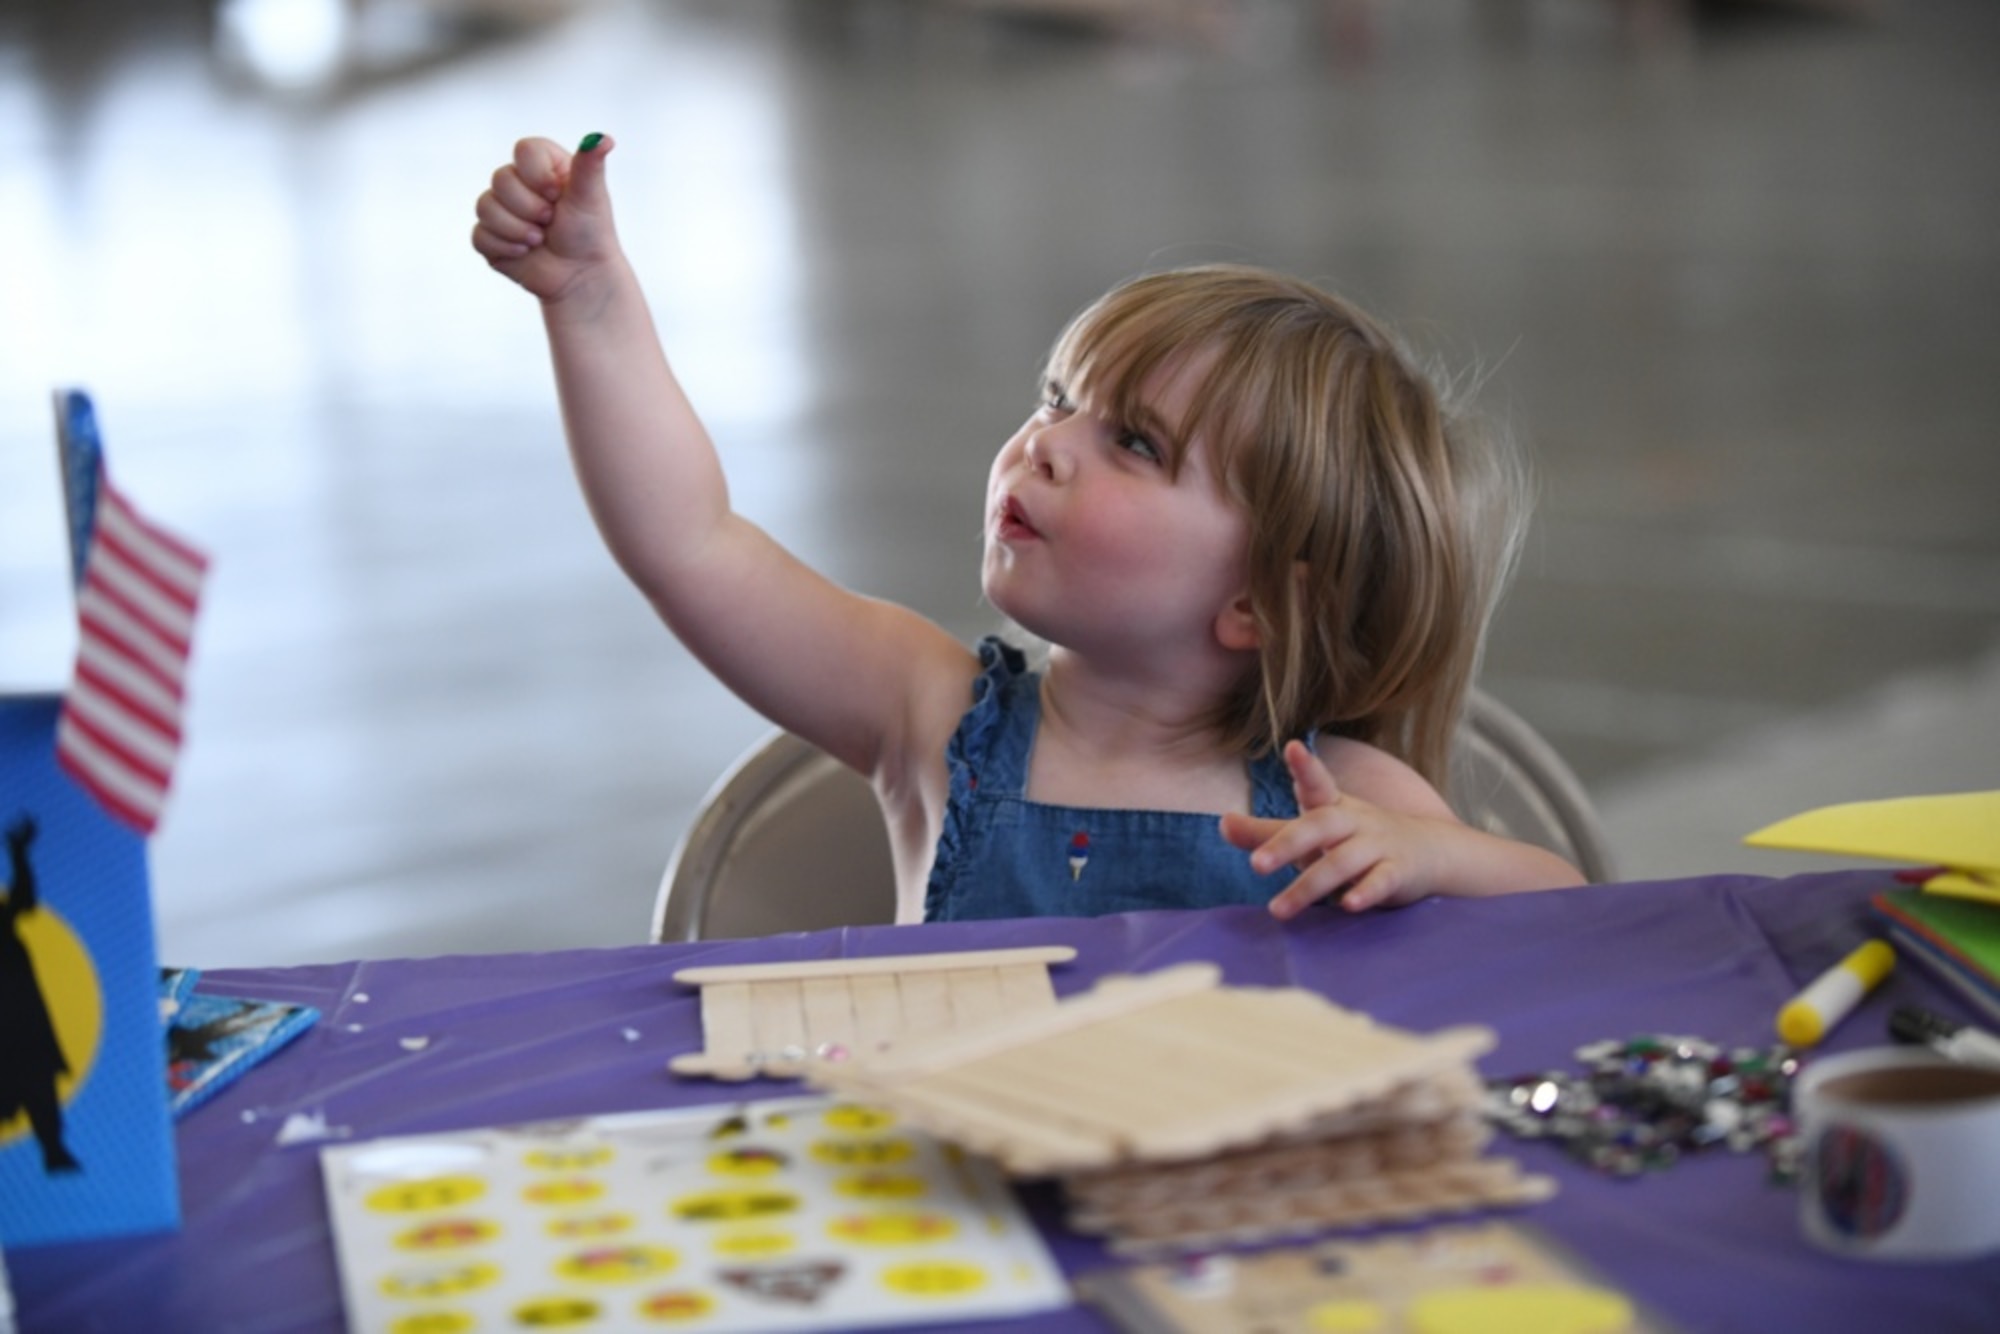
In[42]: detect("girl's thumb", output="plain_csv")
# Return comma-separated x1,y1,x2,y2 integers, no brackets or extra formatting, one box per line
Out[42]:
566,132,614,204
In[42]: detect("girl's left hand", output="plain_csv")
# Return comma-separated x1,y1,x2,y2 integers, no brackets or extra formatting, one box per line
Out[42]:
1220,740,1445,918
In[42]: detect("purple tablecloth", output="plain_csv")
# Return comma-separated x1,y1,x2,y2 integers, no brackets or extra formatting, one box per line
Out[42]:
12,869,1999,1331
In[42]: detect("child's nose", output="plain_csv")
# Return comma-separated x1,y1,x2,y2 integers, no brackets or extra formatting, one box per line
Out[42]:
1024,420,1075,482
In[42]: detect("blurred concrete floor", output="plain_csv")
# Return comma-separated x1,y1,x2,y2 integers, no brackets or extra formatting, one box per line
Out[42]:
1,0,1995,966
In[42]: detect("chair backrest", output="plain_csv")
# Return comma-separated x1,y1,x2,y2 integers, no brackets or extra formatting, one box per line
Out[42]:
1454,691,1617,887
652,688,1615,942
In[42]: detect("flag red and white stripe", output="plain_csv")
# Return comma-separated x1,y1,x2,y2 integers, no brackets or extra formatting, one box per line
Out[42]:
56,474,208,833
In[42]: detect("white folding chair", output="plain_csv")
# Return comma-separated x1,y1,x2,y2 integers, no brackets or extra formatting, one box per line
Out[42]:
652,689,1614,942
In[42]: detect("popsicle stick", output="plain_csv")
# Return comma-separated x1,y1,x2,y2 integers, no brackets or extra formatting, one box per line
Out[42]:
994,960,1058,1011
890,966,957,1043
749,979,811,1054
674,946,1076,987
942,964,1005,1024
693,981,756,1075
851,963,1222,1081
799,975,860,1053
845,972,904,1057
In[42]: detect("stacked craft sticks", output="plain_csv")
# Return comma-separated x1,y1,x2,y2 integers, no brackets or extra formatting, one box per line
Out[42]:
806,962,1554,1252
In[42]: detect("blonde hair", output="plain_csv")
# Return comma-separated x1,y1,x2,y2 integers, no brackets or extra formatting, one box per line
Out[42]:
1045,264,1528,792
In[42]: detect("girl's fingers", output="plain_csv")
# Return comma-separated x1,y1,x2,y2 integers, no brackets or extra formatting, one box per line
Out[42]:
470,220,530,264
1243,807,1354,878
1284,740,1341,811
488,165,555,226
1266,853,1360,918
1218,811,1282,854
474,190,543,247
1335,863,1403,914
511,136,572,200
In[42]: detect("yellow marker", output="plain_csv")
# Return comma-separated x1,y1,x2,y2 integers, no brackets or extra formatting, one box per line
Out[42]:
1777,939,1895,1047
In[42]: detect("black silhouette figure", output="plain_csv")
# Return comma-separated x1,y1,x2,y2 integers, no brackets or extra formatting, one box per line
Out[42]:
1,815,81,1173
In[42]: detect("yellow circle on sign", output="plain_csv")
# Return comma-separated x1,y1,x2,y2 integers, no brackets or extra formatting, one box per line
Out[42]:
639,1289,718,1322
810,1138,914,1168
1307,1299,1388,1333
1407,1284,1635,1334
390,1311,476,1334
880,1261,988,1297
367,1177,489,1214
394,1218,500,1251
525,1178,607,1207
828,1211,957,1245
511,1295,602,1327
380,1262,501,1300
556,1245,680,1283
0,905,102,1148
672,1188,802,1223
824,1105,897,1133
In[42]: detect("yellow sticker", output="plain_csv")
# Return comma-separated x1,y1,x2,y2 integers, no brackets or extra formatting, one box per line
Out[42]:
393,1218,500,1251
671,1188,802,1223
809,1138,914,1168
880,1260,987,1297
366,1176,488,1215
510,1294,602,1326
1407,1283,1636,1334
547,1212,635,1240
380,1262,501,1300
555,1245,681,1283
1307,1299,1389,1333
638,1289,718,1322
524,1146,614,1172
834,1171,929,1200
823,1105,897,1133
828,1211,957,1245
388,1312,476,1334
705,1146,790,1176
712,1228,797,1258
524,1177,607,1207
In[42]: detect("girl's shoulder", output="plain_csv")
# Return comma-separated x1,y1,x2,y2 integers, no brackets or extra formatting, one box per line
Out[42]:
1312,733,1456,820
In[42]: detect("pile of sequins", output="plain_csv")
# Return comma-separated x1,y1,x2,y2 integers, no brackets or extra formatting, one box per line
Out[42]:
1483,1035,1805,1182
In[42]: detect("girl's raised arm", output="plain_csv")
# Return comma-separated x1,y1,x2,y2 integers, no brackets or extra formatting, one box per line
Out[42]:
473,136,972,781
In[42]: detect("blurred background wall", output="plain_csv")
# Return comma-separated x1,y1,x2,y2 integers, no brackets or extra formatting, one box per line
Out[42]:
2,0,1996,965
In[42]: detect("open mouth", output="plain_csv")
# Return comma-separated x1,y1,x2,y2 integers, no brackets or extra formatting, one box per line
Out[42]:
996,496,1040,541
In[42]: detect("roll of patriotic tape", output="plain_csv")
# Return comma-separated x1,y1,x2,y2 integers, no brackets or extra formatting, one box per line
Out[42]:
1795,1046,2000,1260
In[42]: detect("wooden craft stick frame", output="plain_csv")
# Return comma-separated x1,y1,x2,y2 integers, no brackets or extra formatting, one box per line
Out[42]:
669,946,1077,1081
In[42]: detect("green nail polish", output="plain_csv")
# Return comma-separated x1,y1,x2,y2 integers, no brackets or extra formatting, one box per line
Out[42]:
578,132,604,153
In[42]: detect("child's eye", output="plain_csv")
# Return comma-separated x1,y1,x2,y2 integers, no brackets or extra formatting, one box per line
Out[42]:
1041,383,1073,415
1115,430,1163,465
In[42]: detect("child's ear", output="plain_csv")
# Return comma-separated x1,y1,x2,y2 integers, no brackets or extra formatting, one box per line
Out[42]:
1213,593,1261,652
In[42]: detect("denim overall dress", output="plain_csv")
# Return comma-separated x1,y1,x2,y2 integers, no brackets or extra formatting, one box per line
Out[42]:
923,638,1301,922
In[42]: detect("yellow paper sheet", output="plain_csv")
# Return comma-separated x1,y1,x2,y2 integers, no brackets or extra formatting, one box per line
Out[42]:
1920,870,2000,905
1743,791,2000,884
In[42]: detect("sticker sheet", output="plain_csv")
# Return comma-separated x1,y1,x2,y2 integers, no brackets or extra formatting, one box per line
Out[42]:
1076,1221,1678,1334
320,1095,1070,1332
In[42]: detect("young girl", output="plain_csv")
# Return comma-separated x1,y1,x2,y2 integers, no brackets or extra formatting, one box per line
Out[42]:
471,134,1586,925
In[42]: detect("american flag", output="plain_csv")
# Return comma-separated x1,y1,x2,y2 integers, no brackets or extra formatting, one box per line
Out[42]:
53,391,209,834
